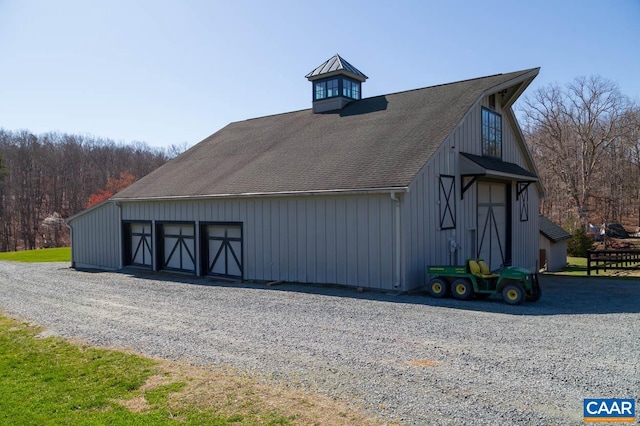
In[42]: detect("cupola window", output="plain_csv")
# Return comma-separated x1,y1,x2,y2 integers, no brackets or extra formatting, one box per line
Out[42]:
342,78,360,100
314,81,327,100
314,78,357,101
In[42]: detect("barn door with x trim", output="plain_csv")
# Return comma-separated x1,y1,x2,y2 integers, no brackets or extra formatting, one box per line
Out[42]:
477,182,507,271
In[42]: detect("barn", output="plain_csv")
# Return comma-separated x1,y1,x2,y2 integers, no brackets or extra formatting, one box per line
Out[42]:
67,55,542,291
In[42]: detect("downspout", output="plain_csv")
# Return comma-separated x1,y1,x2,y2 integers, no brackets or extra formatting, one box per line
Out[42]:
115,201,123,269
390,192,401,289
65,221,75,269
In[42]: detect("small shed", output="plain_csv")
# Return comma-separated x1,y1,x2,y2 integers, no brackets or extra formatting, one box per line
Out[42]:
539,215,571,272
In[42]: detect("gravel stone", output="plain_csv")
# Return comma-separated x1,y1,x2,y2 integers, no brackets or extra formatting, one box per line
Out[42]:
0,261,638,425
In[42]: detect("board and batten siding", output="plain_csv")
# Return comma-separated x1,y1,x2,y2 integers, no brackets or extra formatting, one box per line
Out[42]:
500,104,540,272
539,235,567,272
403,96,540,286
120,193,397,289
511,183,539,271
403,137,462,287
68,201,121,270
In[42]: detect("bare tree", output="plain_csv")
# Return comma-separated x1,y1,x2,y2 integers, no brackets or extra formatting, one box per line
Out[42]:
0,129,172,251
522,76,634,227
0,144,8,251
623,107,640,227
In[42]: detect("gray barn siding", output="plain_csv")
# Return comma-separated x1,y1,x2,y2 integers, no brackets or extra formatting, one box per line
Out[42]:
475,98,540,271
405,97,540,287
120,194,395,289
539,236,567,272
501,106,540,271
69,202,121,270
403,141,458,288
512,185,540,271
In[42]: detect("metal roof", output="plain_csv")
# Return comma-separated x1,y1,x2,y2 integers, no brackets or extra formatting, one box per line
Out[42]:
460,152,538,180
305,54,368,82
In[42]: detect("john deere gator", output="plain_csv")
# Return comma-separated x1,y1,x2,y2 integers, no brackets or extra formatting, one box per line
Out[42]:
427,259,541,305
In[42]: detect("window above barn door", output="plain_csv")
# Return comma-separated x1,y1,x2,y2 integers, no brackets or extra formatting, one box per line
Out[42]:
481,107,502,158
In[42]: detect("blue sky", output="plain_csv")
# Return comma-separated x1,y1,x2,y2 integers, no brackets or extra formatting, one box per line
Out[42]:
1,0,638,149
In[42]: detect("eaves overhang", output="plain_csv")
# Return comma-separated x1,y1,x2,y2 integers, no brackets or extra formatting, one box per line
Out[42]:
540,230,572,243
110,186,410,203
483,67,540,108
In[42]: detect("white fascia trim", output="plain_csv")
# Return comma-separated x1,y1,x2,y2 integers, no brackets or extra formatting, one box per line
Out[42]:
111,187,410,203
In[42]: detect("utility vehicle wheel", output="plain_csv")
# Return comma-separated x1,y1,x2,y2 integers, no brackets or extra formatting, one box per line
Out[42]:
502,283,525,305
451,278,473,300
526,275,542,302
427,277,448,298
526,287,542,302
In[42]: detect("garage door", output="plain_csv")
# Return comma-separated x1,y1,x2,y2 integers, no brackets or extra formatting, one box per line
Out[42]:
477,182,507,271
202,223,243,279
160,223,195,273
128,222,152,267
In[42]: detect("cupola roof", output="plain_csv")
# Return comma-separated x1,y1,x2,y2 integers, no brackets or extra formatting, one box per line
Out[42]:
305,54,368,82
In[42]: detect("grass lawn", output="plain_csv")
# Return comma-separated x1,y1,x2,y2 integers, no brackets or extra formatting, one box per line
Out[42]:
552,256,640,278
0,314,380,425
555,256,588,276
0,247,383,424
0,247,71,262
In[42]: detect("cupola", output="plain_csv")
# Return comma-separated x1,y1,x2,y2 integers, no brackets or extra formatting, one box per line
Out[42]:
305,54,368,113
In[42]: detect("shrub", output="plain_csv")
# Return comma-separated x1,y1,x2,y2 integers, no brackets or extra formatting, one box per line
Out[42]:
567,227,594,257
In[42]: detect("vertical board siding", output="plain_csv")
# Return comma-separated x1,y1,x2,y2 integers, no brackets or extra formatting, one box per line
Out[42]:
335,198,348,284
325,198,337,284
512,185,539,271
69,202,120,269
119,193,395,289
549,241,567,272
405,98,540,289
70,95,538,290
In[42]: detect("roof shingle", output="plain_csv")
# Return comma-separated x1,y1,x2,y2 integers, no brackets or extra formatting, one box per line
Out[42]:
540,215,572,242
114,68,539,200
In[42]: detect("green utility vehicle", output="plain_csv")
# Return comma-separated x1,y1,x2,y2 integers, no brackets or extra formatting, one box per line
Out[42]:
427,259,541,305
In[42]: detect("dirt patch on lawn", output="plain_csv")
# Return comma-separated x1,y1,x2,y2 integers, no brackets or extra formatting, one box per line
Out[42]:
118,359,395,425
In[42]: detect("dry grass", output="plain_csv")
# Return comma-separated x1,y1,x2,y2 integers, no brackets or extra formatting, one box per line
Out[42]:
6,312,391,425
117,359,395,425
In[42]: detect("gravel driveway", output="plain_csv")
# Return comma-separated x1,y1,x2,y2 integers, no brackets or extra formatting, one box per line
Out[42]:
0,261,638,425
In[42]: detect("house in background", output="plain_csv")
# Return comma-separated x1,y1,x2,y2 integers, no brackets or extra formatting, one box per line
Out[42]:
67,55,542,291
539,215,571,272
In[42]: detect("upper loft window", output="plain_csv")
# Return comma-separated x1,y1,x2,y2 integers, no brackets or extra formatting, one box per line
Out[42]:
481,107,502,158
313,78,361,101
342,78,360,100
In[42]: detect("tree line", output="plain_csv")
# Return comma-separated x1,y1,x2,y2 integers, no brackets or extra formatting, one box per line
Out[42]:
1,75,638,253
0,130,178,251
521,75,640,232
